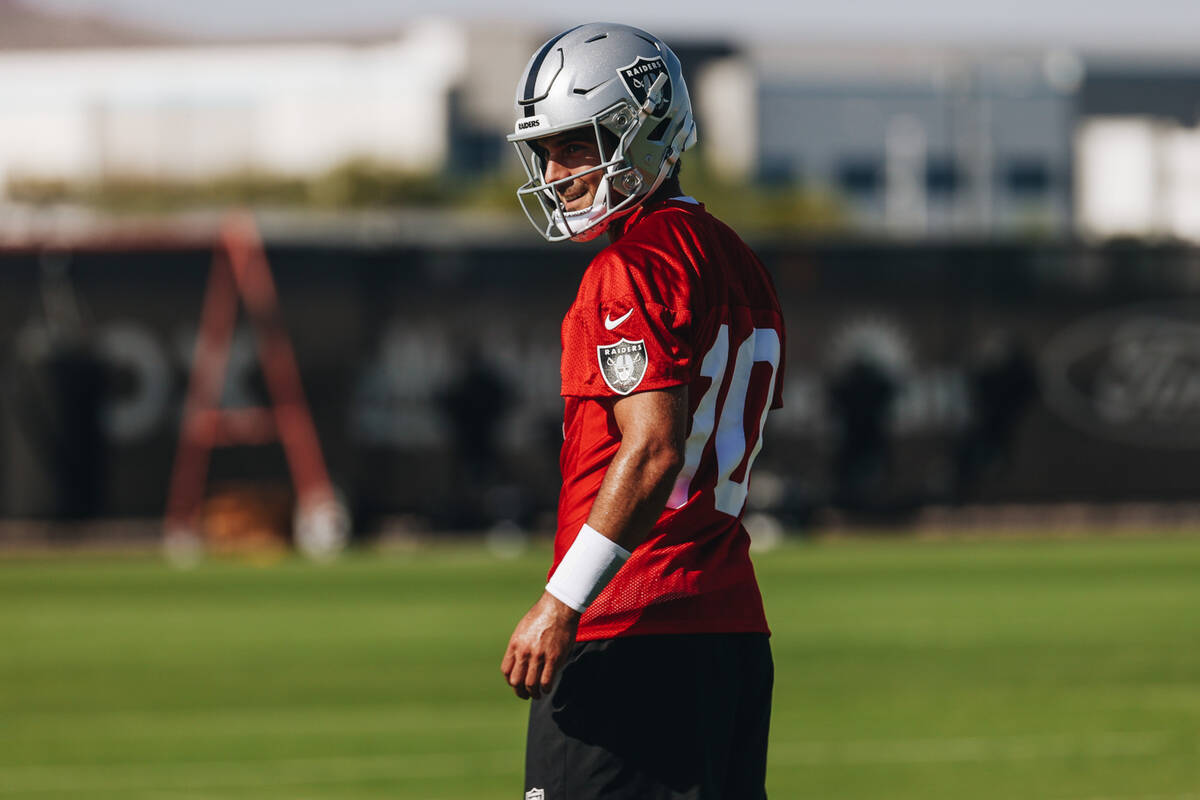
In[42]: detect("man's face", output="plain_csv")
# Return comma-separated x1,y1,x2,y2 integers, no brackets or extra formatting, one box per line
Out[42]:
534,129,603,213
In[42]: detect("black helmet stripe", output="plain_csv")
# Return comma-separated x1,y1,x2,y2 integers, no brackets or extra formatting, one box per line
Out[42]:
522,24,583,117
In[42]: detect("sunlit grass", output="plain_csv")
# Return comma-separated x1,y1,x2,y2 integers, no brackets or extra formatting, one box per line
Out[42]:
2,534,1199,798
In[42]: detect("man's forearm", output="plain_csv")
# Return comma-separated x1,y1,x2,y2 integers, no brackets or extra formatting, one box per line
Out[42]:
585,435,682,552
540,387,686,615
542,438,679,614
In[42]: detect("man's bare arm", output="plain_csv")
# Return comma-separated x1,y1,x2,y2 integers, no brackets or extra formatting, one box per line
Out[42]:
586,386,688,550
501,386,688,700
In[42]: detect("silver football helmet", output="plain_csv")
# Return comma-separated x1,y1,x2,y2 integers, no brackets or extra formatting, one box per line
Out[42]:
508,23,698,242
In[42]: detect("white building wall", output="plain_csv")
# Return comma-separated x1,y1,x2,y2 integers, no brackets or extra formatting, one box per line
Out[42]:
695,57,758,181
1075,117,1160,237
0,19,466,190
1076,116,1200,241
0,105,94,179
1162,126,1200,241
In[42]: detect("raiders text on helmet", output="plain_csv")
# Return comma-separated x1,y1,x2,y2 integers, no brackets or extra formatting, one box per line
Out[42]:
507,23,698,242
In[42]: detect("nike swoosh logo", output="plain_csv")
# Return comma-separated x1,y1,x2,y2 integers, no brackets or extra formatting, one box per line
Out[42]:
604,309,634,330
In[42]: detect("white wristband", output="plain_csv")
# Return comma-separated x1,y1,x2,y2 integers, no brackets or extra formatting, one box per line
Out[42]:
545,524,632,612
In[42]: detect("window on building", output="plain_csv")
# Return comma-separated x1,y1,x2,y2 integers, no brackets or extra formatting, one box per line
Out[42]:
758,156,799,187
837,158,882,196
1005,158,1052,196
925,158,960,196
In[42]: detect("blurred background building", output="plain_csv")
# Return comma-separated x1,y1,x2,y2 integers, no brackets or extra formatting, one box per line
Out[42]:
0,15,469,186
2,2,1200,240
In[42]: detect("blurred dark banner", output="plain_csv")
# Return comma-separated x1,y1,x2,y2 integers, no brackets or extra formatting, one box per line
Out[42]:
2,239,1198,527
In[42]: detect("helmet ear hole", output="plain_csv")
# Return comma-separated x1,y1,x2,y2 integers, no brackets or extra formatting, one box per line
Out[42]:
598,128,620,162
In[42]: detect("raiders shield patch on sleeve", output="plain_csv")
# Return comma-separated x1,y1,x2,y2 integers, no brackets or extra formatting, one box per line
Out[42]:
598,339,648,395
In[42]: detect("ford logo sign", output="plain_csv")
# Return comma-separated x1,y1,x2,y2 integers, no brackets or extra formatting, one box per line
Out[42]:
1041,302,1200,449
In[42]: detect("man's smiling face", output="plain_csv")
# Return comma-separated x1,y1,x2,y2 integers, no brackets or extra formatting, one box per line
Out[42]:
534,129,604,213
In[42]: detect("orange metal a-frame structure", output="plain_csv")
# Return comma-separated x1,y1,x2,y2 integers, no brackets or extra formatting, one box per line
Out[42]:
164,214,335,545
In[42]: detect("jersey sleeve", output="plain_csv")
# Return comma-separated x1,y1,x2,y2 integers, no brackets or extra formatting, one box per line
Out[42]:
561,249,695,398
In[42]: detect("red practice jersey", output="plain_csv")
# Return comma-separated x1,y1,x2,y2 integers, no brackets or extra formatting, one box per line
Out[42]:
554,197,786,641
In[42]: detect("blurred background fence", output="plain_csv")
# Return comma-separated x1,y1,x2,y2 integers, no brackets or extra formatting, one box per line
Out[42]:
4,234,1199,535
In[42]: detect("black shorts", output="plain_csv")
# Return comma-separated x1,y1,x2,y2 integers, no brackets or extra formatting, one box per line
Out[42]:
525,632,773,800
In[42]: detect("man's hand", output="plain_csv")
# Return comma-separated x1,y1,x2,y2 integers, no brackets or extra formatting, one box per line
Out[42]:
501,591,581,700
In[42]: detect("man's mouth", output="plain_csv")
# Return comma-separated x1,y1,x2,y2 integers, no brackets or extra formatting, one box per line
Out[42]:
559,185,588,208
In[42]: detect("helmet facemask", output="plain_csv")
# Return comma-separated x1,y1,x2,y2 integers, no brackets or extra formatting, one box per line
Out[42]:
511,103,649,242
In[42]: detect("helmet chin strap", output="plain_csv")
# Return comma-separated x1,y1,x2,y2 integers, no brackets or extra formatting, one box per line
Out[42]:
556,174,647,242
552,174,614,241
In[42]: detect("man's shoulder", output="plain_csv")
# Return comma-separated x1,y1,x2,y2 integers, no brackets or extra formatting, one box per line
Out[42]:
575,197,758,302
633,198,755,257
629,196,714,237
592,200,708,265
586,225,687,288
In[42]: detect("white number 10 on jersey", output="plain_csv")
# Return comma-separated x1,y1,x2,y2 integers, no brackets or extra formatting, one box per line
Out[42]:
667,325,781,517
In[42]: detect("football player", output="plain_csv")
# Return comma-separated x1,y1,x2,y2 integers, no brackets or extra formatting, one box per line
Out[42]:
500,23,786,799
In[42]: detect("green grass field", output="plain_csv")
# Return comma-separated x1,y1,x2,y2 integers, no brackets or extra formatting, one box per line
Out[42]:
3,535,1200,799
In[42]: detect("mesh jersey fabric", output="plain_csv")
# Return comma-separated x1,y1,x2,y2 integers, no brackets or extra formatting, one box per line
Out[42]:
554,197,786,641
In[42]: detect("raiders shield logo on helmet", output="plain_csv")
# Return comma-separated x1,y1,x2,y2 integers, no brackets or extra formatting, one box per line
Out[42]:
618,55,672,117
598,339,648,395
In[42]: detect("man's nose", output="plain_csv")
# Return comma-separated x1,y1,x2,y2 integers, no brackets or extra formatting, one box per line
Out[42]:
544,157,570,184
